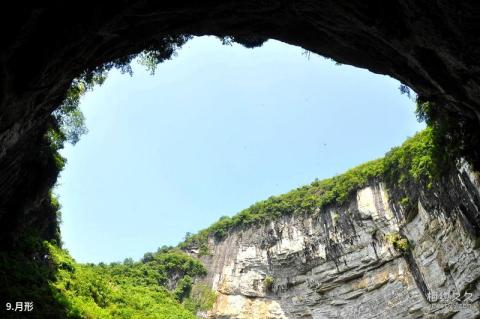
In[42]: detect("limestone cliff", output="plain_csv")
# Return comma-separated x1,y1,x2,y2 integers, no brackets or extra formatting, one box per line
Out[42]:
190,163,480,318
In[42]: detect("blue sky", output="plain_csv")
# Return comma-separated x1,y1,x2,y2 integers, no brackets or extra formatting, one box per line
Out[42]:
56,36,423,263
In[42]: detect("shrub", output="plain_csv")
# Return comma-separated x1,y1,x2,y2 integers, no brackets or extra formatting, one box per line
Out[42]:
385,232,410,252
43,243,207,318
174,276,193,302
183,283,217,312
399,197,410,207
264,276,275,292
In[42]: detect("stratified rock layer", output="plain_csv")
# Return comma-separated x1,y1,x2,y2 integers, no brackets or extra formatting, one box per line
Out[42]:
195,164,480,318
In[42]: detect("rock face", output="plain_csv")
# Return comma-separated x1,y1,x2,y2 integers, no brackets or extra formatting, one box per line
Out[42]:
195,164,480,318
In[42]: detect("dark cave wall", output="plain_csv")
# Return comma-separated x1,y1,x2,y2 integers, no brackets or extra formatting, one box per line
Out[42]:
1,1,480,246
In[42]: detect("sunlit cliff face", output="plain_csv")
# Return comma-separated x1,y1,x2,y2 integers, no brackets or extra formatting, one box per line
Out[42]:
194,166,480,318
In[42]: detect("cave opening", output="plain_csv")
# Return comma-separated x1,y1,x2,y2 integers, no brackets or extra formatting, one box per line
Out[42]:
54,36,423,264
2,4,480,318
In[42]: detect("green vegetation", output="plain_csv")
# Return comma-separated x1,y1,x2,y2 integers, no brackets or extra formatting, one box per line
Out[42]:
180,127,444,252
383,126,441,189
0,236,63,318
45,243,213,318
1,236,214,318
263,276,275,292
415,99,479,171
399,197,410,208
385,232,410,252
183,283,217,313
